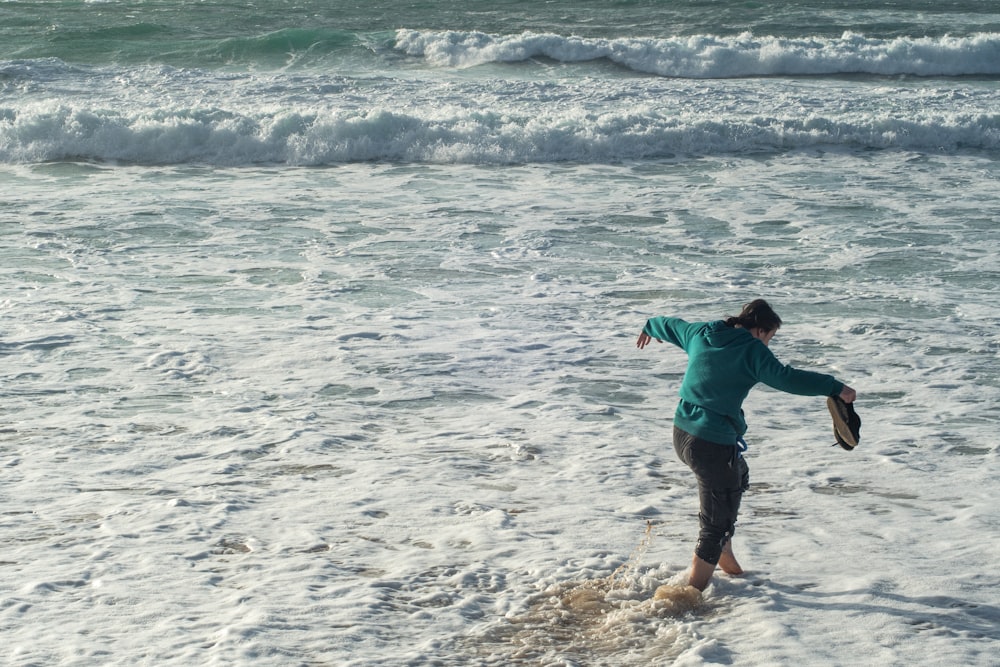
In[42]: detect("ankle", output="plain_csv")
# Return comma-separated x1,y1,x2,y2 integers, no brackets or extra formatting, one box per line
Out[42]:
689,555,717,591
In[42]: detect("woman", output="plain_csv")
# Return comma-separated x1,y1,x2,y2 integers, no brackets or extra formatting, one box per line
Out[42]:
636,299,856,591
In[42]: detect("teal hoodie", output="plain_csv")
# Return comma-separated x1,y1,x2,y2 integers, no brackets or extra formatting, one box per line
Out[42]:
643,317,844,445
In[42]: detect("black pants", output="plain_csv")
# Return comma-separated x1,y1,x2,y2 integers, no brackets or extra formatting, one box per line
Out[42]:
673,426,750,565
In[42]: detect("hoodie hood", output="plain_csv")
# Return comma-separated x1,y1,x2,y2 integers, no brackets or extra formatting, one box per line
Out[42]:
701,320,754,348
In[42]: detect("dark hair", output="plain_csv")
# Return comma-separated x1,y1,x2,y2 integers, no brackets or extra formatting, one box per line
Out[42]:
724,299,782,332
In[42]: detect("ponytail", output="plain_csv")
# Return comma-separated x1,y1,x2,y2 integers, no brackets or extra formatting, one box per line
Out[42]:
725,299,782,332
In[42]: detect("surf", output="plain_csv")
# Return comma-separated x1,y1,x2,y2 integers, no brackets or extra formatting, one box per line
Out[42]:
469,522,707,664
4,100,999,165
395,29,1000,79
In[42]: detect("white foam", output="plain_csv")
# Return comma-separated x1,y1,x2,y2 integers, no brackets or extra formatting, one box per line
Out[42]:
4,39,999,167
396,29,1000,78
3,97,999,165
1,153,998,664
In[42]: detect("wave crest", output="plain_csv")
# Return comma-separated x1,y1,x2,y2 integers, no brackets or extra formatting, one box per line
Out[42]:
395,30,1000,78
3,103,998,165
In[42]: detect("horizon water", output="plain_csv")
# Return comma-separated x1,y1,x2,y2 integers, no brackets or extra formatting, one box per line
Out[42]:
2,1,999,665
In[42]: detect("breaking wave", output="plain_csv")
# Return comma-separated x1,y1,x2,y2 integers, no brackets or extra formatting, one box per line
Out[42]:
395,30,1000,78
3,103,998,165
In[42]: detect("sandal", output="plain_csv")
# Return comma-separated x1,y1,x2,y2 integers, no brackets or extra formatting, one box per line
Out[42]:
827,396,861,450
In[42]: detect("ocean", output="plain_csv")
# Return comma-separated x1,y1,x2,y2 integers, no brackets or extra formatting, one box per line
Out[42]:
2,1,999,665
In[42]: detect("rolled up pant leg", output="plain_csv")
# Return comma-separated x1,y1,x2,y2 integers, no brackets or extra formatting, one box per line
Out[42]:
673,426,750,565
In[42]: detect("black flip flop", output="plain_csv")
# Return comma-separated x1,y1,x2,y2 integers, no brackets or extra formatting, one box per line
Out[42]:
827,396,861,451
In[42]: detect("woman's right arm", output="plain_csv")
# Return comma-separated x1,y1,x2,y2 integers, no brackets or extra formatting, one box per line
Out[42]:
641,316,692,348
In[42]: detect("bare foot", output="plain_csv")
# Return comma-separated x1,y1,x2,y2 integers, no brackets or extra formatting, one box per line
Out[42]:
688,554,716,591
718,541,744,576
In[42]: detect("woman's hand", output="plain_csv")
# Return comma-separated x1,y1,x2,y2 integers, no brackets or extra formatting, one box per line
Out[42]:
636,331,656,349
839,384,857,404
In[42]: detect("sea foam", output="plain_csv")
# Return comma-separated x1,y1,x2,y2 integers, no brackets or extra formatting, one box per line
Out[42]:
395,30,1000,78
3,101,998,165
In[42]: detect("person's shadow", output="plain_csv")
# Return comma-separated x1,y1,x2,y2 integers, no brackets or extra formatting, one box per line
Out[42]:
694,578,1000,665
763,580,1000,640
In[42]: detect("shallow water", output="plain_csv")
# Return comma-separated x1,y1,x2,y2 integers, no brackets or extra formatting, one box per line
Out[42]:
3,153,999,664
